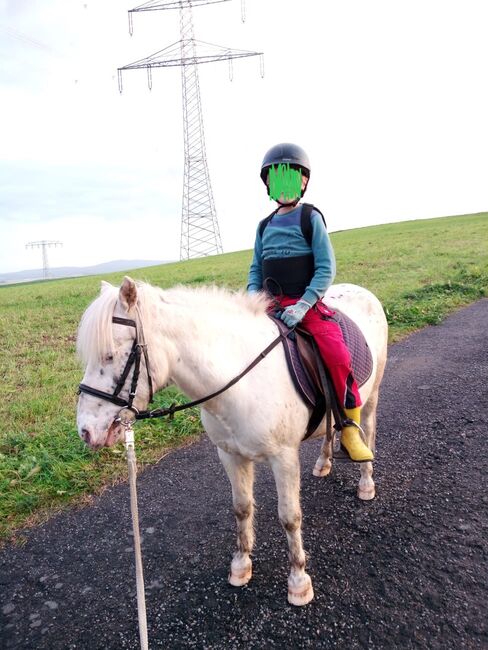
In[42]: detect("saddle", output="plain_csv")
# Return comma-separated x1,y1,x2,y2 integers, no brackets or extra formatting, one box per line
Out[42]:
270,308,373,440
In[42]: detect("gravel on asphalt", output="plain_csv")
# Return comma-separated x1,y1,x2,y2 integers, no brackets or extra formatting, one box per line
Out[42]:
1,299,487,649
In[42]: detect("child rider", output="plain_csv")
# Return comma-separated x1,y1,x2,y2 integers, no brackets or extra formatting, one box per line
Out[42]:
247,143,373,462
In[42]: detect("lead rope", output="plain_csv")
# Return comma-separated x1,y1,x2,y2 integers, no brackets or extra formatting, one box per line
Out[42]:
124,423,149,650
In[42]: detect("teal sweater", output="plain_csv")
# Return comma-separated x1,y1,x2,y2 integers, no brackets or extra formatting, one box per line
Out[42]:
247,204,336,306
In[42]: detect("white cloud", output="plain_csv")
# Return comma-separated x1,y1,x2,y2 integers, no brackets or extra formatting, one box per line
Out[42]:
0,0,487,272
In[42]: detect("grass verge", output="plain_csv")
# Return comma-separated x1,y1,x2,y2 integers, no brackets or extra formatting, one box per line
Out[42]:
0,212,486,542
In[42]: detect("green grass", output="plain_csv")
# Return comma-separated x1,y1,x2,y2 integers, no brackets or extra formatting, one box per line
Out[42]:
0,212,486,542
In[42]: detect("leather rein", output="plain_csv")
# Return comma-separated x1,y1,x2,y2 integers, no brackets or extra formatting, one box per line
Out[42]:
78,314,287,422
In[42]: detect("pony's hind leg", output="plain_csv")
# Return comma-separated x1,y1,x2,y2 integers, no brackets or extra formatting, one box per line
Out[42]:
313,434,333,477
270,449,314,606
217,449,255,587
359,461,374,500
357,392,378,500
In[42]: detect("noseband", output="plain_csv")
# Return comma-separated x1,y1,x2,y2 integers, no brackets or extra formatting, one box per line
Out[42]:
78,315,154,413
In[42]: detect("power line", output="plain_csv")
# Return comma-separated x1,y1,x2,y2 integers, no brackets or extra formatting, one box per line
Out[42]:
25,241,63,279
118,0,263,260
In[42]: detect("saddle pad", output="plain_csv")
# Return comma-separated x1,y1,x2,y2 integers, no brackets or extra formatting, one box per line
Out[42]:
273,317,317,407
270,307,373,408
333,307,373,388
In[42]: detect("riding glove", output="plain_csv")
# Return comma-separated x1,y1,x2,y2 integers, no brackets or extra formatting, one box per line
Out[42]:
280,300,312,328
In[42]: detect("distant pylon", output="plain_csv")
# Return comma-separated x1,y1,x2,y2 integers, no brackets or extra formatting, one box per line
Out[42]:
118,0,264,260
25,241,62,279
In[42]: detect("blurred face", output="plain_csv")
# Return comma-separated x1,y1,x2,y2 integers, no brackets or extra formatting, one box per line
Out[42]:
266,164,308,205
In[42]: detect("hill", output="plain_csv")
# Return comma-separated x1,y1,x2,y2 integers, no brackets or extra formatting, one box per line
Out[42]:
0,211,486,542
0,259,168,285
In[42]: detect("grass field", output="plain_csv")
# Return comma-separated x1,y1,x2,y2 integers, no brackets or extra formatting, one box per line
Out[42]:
0,212,487,543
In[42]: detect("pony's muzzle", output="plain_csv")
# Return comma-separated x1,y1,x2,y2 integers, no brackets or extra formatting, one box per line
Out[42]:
80,425,107,450
80,427,97,448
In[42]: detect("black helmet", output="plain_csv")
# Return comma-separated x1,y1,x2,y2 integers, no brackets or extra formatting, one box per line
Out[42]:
260,143,311,184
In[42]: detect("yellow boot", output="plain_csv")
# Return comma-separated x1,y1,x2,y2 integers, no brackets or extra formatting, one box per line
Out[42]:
340,407,374,462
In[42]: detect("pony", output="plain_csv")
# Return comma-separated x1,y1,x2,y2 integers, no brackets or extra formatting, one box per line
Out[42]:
76,277,388,606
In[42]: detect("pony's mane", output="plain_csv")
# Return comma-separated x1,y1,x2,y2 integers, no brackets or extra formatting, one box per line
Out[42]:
77,281,271,367
76,285,120,367
162,284,271,316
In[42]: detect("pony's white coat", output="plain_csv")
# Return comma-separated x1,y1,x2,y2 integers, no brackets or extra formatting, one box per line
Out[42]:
77,278,388,605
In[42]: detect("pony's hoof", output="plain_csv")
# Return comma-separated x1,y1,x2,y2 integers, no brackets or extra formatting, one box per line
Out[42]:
288,575,314,606
358,485,375,501
228,563,252,587
312,461,331,477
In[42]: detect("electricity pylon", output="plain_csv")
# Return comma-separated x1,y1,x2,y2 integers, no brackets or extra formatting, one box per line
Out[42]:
25,240,63,279
118,0,263,260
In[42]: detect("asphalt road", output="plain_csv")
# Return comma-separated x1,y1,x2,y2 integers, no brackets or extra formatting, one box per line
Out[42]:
1,299,487,649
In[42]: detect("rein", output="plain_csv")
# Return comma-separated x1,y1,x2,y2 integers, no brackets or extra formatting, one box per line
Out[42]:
79,313,287,422
136,331,286,420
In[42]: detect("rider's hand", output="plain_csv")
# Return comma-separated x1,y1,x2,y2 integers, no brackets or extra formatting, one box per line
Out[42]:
280,300,311,328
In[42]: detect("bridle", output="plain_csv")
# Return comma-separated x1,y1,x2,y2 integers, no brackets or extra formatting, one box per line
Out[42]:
78,314,154,415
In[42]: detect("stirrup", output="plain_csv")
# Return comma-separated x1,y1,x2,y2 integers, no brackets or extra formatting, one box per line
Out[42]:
333,445,372,464
341,417,367,438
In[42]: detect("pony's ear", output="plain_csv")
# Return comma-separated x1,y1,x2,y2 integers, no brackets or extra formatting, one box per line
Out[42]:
100,280,113,293
119,276,138,311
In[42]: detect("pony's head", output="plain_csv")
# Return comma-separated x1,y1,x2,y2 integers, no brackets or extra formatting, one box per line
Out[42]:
76,276,160,449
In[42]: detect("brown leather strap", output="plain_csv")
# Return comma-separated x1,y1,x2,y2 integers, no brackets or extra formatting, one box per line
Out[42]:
135,332,286,420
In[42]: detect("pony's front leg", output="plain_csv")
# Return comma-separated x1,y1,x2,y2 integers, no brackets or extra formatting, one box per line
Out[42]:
217,448,254,587
270,449,314,606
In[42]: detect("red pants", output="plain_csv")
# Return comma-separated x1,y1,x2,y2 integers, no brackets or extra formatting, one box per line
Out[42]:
276,296,362,409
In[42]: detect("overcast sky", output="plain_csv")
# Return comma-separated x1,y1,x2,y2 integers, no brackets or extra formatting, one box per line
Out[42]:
1,0,487,273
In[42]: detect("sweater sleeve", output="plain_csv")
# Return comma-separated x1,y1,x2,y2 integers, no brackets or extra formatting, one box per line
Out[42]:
247,223,264,292
301,212,336,306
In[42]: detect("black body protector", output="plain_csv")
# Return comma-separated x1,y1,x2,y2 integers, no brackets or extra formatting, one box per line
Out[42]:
259,203,327,297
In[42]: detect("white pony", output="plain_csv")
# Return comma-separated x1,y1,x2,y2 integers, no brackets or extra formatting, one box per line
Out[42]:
76,277,388,606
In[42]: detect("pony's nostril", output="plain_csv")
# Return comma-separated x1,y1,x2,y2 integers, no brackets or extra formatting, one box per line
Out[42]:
81,428,91,445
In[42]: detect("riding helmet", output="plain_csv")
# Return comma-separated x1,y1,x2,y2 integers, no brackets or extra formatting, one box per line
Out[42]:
260,143,311,184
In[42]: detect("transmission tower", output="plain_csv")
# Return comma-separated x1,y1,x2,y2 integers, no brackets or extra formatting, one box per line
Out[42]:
25,241,62,279
118,0,264,260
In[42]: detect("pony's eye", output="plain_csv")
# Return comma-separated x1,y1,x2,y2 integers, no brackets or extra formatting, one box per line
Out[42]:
105,354,114,363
